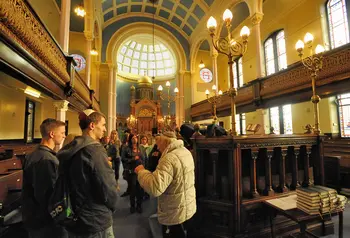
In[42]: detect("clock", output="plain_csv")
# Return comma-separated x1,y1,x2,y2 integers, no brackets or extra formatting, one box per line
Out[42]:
71,54,86,71
199,68,213,83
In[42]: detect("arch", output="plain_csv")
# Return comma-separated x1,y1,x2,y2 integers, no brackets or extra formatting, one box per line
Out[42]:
216,0,251,39
189,33,213,73
105,22,187,75
93,20,102,62
102,17,190,70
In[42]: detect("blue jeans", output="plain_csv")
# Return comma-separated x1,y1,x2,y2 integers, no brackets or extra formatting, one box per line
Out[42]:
67,226,114,238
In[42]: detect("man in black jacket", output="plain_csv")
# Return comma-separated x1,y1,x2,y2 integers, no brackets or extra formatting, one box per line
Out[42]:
22,118,67,238
57,109,118,237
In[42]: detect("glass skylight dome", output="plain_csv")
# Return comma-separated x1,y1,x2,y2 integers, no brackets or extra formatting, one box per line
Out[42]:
117,38,176,79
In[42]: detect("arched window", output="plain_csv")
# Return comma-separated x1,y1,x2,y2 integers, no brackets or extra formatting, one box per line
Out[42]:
264,30,287,76
117,40,176,78
269,104,293,135
337,93,350,137
327,0,350,49
232,57,244,88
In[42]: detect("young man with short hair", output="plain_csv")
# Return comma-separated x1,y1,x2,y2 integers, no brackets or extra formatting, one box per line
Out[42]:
22,118,67,238
58,109,118,238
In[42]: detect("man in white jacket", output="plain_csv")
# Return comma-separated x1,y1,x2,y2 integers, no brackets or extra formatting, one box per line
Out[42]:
134,131,196,238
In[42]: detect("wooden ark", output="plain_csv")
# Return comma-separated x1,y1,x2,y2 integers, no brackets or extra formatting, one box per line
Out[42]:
191,134,332,237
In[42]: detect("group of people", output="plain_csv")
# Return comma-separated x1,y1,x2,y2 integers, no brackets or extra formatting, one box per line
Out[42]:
21,109,196,238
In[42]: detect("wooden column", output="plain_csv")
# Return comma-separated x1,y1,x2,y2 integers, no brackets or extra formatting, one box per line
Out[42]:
250,149,259,198
302,146,312,187
210,149,219,198
264,148,274,196
291,147,301,190
278,147,288,193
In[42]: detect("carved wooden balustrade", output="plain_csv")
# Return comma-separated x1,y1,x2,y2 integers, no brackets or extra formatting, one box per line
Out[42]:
191,44,350,121
0,0,99,112
192,134,325,237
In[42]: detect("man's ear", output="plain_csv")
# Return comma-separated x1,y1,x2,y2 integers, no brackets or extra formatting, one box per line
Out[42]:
89,122,95,130
49,130,55,139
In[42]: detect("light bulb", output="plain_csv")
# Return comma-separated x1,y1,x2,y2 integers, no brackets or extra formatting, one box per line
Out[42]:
90,48,98,55
240,26,250,37
205,89,210,95
174,87,179,93
295,40,304,51
207,16,217,31
223,9,233,22
165,81,171,87
315,44,325,54
212,85,217,91
74,6,86,17
158,85,163,91
218,90,223,95
304,32,314,45
199,60,205,69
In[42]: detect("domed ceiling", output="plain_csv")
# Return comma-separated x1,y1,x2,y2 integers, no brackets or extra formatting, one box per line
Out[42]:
102,0,215,37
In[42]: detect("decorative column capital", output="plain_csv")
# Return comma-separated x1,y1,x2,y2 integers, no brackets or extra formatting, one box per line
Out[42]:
84,31,94,41
251,12,264,25
108,62,117,71
53,100,69,111
178,70,186,75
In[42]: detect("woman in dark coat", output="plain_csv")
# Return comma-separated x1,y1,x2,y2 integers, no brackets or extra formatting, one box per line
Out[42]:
123,134,145,213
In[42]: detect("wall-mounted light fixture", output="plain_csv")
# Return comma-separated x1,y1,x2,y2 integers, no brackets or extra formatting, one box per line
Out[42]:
74,4,86,17
199,60,205,69
24,86,41,98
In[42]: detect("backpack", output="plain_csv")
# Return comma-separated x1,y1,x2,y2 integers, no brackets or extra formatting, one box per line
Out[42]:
47,157,79,227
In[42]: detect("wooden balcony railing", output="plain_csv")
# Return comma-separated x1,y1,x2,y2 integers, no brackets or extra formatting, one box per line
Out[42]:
191,44,350,121
0,0,99,112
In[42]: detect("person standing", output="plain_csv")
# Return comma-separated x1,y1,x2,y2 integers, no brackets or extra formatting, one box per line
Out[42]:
22,118,67,238
109,130,121,183
123,134,144,213
57,109,118,238
134,131,196,238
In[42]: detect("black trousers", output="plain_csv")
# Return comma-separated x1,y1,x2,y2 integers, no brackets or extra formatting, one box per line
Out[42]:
129,173,143,207
161,218,193,238
113,157,120,180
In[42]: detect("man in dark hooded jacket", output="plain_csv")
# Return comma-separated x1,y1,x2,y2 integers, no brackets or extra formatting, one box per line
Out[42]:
22,118,67,238
57,109,118,237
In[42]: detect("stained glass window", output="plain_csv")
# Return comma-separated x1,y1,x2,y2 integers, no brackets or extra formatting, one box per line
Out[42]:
269,104,293,135
338,93,350,137
235,113,246,135
232,57,244,88
270,107,281,134
264,30,287,76
327,0,349,49
117,40,175,77
282,105,293,134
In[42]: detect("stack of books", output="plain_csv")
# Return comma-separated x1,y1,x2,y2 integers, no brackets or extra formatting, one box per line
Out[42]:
296,185,346,215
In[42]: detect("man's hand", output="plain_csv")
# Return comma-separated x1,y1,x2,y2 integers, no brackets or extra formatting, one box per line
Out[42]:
134,164,145,174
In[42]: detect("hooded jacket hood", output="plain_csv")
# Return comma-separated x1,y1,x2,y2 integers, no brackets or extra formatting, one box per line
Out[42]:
58,135,99,163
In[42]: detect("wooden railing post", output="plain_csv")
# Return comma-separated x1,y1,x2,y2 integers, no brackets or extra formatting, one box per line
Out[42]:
264,148,275,196
302,146,312,187
291,147,301,190
278,147,288,193
210,149,219,198
250,149,259,198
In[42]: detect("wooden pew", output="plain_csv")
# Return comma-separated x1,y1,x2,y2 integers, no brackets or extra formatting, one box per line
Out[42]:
192,134,328,238
323,139,350,194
